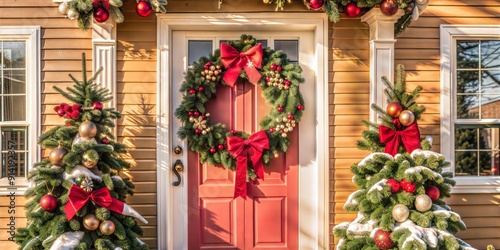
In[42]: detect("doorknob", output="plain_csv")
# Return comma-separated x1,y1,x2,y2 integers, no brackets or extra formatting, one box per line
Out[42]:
174,145,182,154
172,159,184,186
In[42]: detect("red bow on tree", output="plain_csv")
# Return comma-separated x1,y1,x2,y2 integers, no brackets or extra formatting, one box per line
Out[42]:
379,123,421,156
226,130,269,199
220,43,263,87
64,184,124,221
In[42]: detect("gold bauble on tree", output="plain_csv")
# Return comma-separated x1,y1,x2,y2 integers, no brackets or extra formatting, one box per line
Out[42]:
415,194,433,212
392,204,410,222
83,214,99,231
99,220,115,235
399,110,415,126
79,121,97,139
49,146,67,166
82,149,99,168
386,102,403,118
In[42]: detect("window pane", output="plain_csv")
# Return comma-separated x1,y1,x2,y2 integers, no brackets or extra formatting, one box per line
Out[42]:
454,151,477,176
481,95,500,119
457,70,479,94
457,40,479,69
3,95,26,121
455,128,479,149
481,40,500,68
456,94,478,118
257,40,267,48
1,127,27,178
492,151,500,176
482,70,500,93
188,40,212,66
274,40,298,62
3,69,26,94
1,41,25,69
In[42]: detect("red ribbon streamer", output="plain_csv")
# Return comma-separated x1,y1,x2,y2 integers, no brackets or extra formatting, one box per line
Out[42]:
379,123,421,156
226,130,269,199
64,184,124,221
220,43,263,86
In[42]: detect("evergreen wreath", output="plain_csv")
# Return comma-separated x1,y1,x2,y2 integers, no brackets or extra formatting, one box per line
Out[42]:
175,34,305,181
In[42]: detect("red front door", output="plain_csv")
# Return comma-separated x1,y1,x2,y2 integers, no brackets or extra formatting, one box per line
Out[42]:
182,34,300,250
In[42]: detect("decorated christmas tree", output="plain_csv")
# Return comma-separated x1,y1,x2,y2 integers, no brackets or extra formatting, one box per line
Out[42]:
16,54,149,250
333,65,476,250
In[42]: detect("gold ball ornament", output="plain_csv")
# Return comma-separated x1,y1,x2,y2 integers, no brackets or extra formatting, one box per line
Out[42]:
99,220,115,235
386,102,403,118
83,214,99,231
274,153,279,158
49,146,67,166
399,110,415,126
392,204,410,222
415,194,433,212
79,121,97,139
82,149,100,168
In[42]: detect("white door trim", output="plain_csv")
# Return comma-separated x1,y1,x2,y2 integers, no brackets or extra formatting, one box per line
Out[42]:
156,13,329,249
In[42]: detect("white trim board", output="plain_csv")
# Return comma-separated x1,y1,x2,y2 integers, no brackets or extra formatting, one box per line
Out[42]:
156,13,329,249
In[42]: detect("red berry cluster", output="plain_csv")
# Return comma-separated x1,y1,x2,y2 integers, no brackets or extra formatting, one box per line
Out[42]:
386,178,416,193
54,103,82,119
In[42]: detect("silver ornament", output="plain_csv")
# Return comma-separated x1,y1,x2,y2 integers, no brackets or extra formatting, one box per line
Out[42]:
415,194,433,212
392,204,409,222
67,9,79,20
58,2,68,15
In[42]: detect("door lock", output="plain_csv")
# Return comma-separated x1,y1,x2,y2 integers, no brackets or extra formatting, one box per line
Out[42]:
172,159,184,186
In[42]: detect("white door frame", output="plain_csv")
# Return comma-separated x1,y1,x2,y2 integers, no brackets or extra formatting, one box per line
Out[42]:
156,13,329,249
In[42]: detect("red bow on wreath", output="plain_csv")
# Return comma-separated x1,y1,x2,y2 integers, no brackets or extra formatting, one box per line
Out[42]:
64,184,124,221
226,130,269,199
220,43,263,86
379,123,421,156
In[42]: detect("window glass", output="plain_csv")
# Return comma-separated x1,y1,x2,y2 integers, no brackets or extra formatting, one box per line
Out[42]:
188,40,212,66
274,40,298,63
1,127,27,178
0,40,28,180
454,39,500,177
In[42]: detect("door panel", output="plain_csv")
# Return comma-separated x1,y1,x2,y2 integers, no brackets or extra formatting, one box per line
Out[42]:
176,31,303,250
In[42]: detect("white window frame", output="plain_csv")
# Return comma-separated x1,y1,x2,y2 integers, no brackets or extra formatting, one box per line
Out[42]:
0,26,40,195
440,24,500,193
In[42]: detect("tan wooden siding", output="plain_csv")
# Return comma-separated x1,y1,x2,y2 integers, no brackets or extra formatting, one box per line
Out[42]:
331,0,500,249
329,16,371,249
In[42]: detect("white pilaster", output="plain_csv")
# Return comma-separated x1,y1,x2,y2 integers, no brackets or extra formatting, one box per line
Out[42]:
361,8,404,122
92,20,117,107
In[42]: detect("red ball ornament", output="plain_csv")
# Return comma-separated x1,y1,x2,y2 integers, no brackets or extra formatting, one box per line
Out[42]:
386,178,400,193
374,229,394,249
386,102,403,118
189,89,196,95
269,127,275,133
136,0,152,17
230,129,237,134
217,144,224,150
266,76,271,82
276,65,282,72
284,79,291,86
426,186,440,201
188,111,194,117
287,113,294,120
198,86,204,92
101,137,110,144
193,111,200,117
345,2,361,17
209,147,216,153
270,64,277,70
400,179,416,193
380,0,399,16
392,118,402,130
40,194,58,212
56,108,65,117
306,0,325,10
93,6,109,23
92,101,103,110
297,104,304,111
277,106,284,112
195,129,201,134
